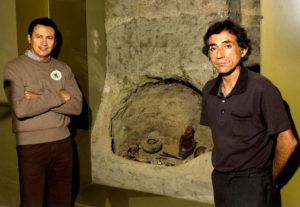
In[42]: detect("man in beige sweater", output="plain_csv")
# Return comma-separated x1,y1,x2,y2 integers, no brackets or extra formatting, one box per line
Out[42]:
4,17,82,206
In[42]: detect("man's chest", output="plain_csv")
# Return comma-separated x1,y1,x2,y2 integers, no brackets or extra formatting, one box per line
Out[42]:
205,92,264,137
22,66,65,94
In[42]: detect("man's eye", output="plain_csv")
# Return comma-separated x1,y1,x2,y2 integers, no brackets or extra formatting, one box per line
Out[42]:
225,44,232,48
47,36,54,40
210,47,216,52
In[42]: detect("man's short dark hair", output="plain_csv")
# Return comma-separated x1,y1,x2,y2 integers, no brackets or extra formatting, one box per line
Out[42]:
202,20,251,62
28,17,58,37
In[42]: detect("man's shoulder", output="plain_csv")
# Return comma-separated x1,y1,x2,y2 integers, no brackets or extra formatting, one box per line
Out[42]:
202,76,218,93
247,69,266,81
246,69,282,98
247,69,276,89
50,58,71,71
51,57,66,66
6,55,26,65
4,55,28,73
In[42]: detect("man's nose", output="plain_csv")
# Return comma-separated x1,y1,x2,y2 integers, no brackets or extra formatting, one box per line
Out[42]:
216,48,224,59
41,38,48,45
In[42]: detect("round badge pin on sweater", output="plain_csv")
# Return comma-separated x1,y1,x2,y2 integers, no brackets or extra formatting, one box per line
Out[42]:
50,70,62,80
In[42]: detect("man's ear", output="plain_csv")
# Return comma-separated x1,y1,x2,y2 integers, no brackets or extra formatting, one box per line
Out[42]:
27,34,31,44
241,47,248,58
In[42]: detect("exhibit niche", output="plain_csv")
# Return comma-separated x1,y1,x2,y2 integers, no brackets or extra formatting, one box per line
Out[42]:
91,0,260,203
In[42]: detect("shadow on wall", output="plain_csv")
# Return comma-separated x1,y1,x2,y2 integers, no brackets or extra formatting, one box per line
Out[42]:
0,102,12,120
277,100,300,190
70,82,91,131
247,64,260,74
51,30,62,60
68,82,92,206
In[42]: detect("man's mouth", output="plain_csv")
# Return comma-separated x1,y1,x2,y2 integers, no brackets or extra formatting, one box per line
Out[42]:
216,61,227,66
39,47,48,51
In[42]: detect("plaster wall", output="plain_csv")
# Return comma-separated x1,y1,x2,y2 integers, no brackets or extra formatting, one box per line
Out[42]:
0,0,49,206
261,1,300,206
15,0,49,55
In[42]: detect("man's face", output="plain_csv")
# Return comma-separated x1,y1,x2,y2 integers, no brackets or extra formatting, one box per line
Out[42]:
208,30,247,74
27,24,56,61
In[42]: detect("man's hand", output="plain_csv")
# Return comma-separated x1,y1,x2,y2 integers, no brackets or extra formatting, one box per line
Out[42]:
59,89,71,102
24,91,38,99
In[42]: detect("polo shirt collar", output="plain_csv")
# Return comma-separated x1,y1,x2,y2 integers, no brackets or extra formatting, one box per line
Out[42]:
209,66,248,97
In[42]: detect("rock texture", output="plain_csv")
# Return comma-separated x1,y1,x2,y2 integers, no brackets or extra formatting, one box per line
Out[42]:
91,0,260,203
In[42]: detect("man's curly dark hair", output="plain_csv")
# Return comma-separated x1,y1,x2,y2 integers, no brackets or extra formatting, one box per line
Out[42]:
202,20,251,62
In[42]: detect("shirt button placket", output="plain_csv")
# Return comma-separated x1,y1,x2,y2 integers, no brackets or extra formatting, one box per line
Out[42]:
221,99,226,115
219,99,226,125
221,109,225,115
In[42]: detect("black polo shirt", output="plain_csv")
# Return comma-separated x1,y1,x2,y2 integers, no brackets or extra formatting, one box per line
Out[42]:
200,68,291,172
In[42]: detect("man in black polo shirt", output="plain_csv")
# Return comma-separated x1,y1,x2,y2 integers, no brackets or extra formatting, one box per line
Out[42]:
200,20,297,207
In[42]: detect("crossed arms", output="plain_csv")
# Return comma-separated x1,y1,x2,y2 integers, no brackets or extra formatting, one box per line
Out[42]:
4,64,82,118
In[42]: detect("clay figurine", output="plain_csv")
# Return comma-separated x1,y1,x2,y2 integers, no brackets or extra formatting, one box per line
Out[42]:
178,126,197,159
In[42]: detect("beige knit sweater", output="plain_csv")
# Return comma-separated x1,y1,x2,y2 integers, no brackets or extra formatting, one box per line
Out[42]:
4,55,82,145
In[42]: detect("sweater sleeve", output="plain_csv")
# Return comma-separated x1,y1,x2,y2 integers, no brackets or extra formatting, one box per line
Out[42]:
4,63,66,119
51,65,82,115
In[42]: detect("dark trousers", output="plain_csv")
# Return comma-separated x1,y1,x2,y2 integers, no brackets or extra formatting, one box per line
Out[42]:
212,168,281,207
17,138,73,207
